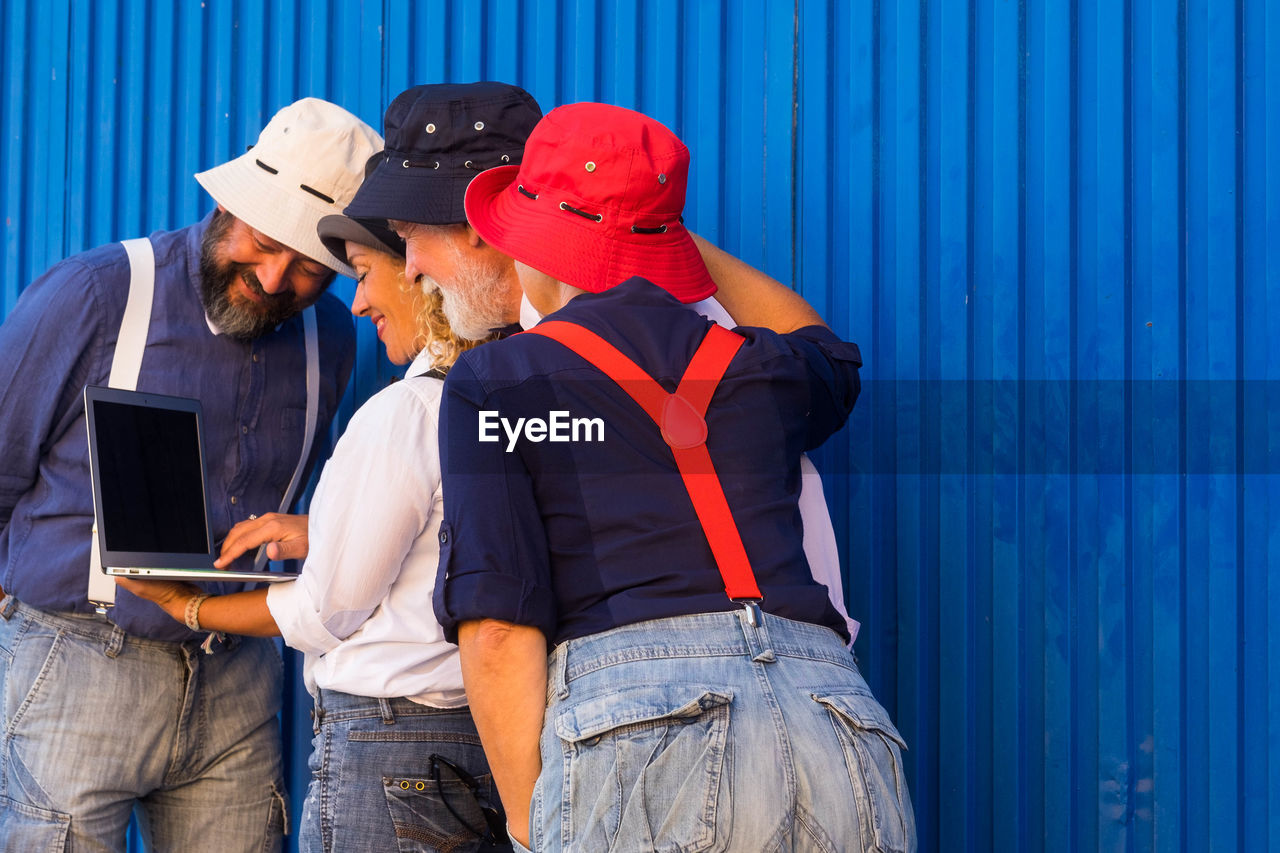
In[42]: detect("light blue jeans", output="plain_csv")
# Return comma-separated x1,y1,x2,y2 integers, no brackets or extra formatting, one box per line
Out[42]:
0,595,286,852
298,688,510,853
531,609,917,852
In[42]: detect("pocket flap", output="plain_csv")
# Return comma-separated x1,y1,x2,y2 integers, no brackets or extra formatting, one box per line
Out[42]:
555,684,732,743
813,692,908,750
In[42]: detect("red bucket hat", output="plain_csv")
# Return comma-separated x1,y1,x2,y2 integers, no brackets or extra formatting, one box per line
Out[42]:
464,103,716,303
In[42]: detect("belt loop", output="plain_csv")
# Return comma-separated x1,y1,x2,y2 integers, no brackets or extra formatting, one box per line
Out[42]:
736,606,776,663
550,644,570,700
378,697,395,725
0,593,17,620
104,623,126,659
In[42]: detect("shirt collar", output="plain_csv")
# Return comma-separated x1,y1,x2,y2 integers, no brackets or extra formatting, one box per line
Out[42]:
404,347,445,380
489,322,524,339
518,291,544,331
205,309,285,338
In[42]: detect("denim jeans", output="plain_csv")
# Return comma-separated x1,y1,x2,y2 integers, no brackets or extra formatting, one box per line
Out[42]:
298,688,511,853
532,609,917,852
0,595,286,852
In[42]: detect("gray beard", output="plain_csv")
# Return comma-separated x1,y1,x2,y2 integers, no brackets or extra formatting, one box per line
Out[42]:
427,252,513,341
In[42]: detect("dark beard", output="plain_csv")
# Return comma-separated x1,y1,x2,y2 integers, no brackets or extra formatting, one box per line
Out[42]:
198,211,313,340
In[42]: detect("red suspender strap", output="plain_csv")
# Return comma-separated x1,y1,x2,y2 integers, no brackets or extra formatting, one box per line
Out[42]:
524,320,764,602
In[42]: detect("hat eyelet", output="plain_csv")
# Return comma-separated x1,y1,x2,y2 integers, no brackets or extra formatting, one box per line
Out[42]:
433,161,440,170
474,121,485,131
560,201,603,223
464,160,473,169
425,123,437,133
501,154,510,163
403,160,411,168
658,173,667,184
585,161,597,173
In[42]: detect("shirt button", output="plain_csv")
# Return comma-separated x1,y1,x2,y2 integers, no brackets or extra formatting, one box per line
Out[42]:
439,531,448,545
241,425,249,434
230,496,238,505
252,353,260,363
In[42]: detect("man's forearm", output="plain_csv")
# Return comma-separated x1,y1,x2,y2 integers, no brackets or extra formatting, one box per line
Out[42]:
691,233,827,332
458,619,549,846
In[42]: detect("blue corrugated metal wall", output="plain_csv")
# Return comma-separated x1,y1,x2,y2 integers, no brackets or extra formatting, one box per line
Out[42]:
2,2,1276,851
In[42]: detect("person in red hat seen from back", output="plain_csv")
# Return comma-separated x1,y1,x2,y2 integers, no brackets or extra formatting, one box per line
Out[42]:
434,103,918,852
345,80,861,655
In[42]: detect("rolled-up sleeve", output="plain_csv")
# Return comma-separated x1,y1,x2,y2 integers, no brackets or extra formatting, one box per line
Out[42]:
780,325,863,449
266,578,341,653
433,358,558,644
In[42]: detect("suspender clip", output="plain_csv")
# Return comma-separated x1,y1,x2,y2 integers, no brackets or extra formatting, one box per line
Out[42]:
734,599,763,627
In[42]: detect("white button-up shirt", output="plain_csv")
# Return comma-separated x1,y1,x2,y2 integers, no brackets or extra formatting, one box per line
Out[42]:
267,349,465,707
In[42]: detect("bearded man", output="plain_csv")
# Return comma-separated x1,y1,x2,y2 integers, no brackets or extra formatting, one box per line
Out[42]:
0,98,380,852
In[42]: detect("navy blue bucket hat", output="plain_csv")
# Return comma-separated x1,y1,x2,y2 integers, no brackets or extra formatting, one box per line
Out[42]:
343,81,542,226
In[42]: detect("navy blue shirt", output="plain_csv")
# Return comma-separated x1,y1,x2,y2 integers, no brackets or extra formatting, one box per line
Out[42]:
0,213,355,641
434,278,861,646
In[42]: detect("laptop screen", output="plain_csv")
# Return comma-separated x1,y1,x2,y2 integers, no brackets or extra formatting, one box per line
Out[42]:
92,397,210,555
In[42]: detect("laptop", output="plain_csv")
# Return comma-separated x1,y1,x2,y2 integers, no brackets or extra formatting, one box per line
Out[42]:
84,385,298,582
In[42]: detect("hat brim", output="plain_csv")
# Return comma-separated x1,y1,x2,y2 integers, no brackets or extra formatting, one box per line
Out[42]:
317,215,406,263
464,165,716,303
342,157,472,225
196,154,355,278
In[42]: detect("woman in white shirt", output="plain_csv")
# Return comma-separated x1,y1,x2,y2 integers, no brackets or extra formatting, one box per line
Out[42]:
118,215,508,853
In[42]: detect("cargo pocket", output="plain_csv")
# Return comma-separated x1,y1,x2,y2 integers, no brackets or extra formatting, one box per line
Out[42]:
813,691,914,853
0,794,71,853
554,684,732,853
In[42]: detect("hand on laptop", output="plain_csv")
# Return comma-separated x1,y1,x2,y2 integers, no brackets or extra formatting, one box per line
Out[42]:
214,513,310,568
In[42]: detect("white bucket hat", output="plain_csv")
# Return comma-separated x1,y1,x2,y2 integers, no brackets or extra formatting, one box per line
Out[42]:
195,97,383,279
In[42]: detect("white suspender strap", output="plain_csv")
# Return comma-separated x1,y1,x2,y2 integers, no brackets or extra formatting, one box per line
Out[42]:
256,306,318,570
109,240,156,387
88,238,156,610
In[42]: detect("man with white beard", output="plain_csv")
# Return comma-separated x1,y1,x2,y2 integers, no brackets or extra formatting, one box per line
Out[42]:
340,81,861,647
